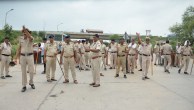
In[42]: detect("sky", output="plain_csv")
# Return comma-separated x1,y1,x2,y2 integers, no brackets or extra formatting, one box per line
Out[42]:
0,0,193,36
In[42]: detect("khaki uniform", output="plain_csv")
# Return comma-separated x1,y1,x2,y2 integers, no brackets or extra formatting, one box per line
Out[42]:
141,43,152,78
110,43,117,68
74,43,80,67
45,41,58,80
138,45,143,70
84,43,90,66
62,42,77,80
116,44,127,75
19,36,34,86
0,42,12,77
128,43,137,73
180,46,192,72
161,43,172,71
174,45,182,67
154,45,160,65
79,43,89,70
90,40,101,84
101,44,107,69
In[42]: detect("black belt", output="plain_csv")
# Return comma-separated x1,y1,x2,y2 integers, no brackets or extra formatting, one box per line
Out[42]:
102,53,105,54
164,54,170,55
118,55,125,57
20,53,33,56
176,53,181,54
111,52,117,53
1,54,11,56
183,55,190,56
139,53,142,55
128,54,135,56
143,54,150,56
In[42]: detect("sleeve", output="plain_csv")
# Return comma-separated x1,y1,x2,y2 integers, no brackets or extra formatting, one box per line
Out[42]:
44,43,48,51
0,43,3,50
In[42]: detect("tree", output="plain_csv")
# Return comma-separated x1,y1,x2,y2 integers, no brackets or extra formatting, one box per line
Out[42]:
169,6,194,43
109,34,121,41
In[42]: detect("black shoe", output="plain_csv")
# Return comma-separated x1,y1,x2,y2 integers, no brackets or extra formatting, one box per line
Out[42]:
164,70,167,72
131,72,134,74
109,67,112,69
85,68,90,71
145,76,150,79
115,74,119,77
21,86,26,92
51,79,57,81
138,69,142,71
29,84,35,89
184,72,189,75
166,70,170,73
178,69,181,74
5,75,12,77
47,79,52,82
104,68,107,70
41,71,45,74
1,76,5,79
124,75,127,78
154,64,156,65
93,84,100,87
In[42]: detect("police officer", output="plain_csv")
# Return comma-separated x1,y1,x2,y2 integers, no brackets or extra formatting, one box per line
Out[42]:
138,43,143,71
178,40,193,74
79,40,89,71
128,38,137,74
84,40,90,67
154,42,160,65
87,34,101,87
174,42,182,67
109,39,117,69
137,33,153,80
44,35,58,82
60,35,78,84
0,37,12,79
15,26,35,92
115,38,127,78
161,40,172,73
40,38,47,74
100,39,107,70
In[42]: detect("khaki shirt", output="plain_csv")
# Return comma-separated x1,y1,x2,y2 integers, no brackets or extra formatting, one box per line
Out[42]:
142,42,152,55
62,42,75,57
128,43,137,55
101,44,106,54
154,45,160,53
90,40,101,57
78,43,85,53
117,44,127,56
19,36,34,54
84,43,90,50
45,41,58,56
0,42,12,55
110,43,117,52
138,45,143,54
181,46,192,55
161,43,172,54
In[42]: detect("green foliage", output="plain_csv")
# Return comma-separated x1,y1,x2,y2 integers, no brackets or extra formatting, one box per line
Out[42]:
109,34,122,42
169,6,194,43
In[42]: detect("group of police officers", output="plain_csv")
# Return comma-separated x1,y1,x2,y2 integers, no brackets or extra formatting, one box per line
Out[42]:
0,27,193,92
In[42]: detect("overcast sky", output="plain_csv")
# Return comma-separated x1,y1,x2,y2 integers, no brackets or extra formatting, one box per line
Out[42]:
0,0,193,36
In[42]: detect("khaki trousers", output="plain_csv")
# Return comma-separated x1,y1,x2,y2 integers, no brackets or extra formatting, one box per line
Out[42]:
174,54,181,67
142,56,150,77
110,53,117,68
64,57,76,80
1,55,11,76
80,54,89,69
91,57,100,84
164,55,171,71
20,55,34,86
116,56,126,75
154,53,160,64
138,54,142,69
84,52,89,65
180,56,190,72
101,54,106,69
46,57,56,80
128,55,135,72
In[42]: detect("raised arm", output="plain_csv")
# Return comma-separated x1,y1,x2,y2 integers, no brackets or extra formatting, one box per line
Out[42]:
136,32,142,44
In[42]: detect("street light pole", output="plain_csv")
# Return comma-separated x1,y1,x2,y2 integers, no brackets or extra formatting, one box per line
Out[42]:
57,23,63,31
5,9,14,26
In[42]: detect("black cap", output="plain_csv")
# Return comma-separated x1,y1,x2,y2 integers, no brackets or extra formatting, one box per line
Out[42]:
49,34,54,38
64,35,70,38
111,39,115,41
94,34,99,38
82,40,85,42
